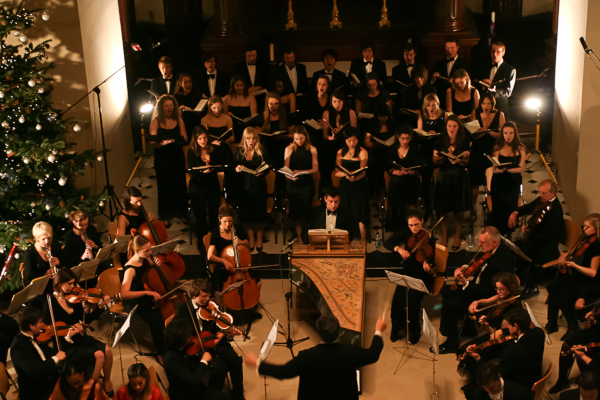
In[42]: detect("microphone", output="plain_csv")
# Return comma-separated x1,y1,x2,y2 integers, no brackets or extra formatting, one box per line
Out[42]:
281,238,299,252
580,37,592,54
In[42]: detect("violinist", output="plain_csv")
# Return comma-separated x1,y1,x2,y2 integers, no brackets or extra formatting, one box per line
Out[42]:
63,210,103,272
472,362,532,400
559,372,600,400
174,278,245,399
438,226,514,354
163,318,233,400
464,308,545,393
383,209,435,344
121,235,166,363
117,187,154,237
508,179,565,299
49,360,107,400
546,213,600,340
23,221,67,286
43,267,114,396
10,306,65,400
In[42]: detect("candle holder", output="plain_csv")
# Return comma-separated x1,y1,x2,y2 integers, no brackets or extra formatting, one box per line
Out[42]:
378,0,391,27
330,0,342,28
285,0,297,30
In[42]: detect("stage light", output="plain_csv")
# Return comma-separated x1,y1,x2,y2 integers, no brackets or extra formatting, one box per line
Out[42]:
140,103,154,113
525,98,542,110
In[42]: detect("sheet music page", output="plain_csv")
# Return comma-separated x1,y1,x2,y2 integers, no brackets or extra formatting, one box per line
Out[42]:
113,305,137,347
423,310,438,355
259,319,279,363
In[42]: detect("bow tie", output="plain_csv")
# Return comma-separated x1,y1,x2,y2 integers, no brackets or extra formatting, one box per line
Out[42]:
492,63,499,68
406,63,414,68
446,57,456,63
207,74,215,80
324,70,333,75
246,62,256,66
287,64,295,70
164,78,171,81
326,209,337,216
364,61,373,66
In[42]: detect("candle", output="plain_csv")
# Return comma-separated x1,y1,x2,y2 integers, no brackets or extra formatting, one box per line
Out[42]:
270,43,274,62
491,12,495,23
383,0,386,7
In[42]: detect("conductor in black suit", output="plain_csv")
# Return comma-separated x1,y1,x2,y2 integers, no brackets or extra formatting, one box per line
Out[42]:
233,44,270,112
559,371,600,400
349,41,388,90
508,179,565,299
244,313,386,400
472,362,533,400
275,46,309,96
314,187,350,232
149,56,176,101
197,52,230,99
311,48,347,93
479,41,516,120
430,36,470,110
391,42,417,95
10,306,66,400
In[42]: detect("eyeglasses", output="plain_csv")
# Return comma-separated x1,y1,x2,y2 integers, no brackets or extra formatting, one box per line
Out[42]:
495,287,508,293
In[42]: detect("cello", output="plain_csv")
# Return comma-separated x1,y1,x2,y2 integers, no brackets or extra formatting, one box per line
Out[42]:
138,205,186,320
221,224,260,315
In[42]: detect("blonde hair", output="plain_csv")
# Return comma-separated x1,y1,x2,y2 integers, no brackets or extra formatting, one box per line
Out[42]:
421,93,442,121
127,235,150,259
68,210,88,224
451,69,472,92
291,125,311,152
586,214,600,241
32,221,53,241
239,127,264,159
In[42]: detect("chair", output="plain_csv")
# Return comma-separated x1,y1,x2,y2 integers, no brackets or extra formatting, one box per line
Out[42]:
97,267,128,340
0,362,10,399
531,363,553,400
148,365,170,400
217,172,226,206
203,233,216,276
381,171,391,234
107,222,123,270
430,244,449,296
563,219,583,248
311,171,321,208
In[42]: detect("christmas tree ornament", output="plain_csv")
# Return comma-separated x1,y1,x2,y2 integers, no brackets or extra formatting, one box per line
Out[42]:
73,124,81,132
99,200,105,207
14,252,19,259
38,179,44,184
18,34,27,43
30,202,35,207
47,154,55,162
45,174,50,178
41,11,50,21
52,148,57,155
0,91,4,98
96,154,103,162
58,177,66,186
1,121,8,129
35,124,41,130
6,149,13,156
18,116,24,123
45,204,50,210
38,87,44,93
27,79,35,87
22,157,29,164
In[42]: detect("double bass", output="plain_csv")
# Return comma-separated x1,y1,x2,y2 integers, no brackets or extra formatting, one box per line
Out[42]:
138,205,186,320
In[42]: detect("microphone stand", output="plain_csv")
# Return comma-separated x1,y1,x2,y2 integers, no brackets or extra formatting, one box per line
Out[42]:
274,246,309,357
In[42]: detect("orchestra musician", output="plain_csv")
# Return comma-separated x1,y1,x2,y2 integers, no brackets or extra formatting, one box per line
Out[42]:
10,306,65,400
472,362,532,400
314,187,350,231
223,74,258,143
284,126,319,245
400,65,436,127
336,127,369,246
310,48,346,93
349,41,388,90
432,115,470,250
479,41,516,120
43,267,114,396
198,52,230,99
446,69,479,122
508,179,565,299
174,278,245,399
275,46,309,97
114,363,164,400
48,359,107,400
546,214,600,340
244,314,387,400
0,312,18,365
63,210,103,271
149,56,175,100
558,371,600,400
149,95,188,228
438,226,514,353
489,120,523,235
120,236,166,363
163,318,232,400
431,36,470,111
117,187,153,237
384,209,435,344
391,42,418,94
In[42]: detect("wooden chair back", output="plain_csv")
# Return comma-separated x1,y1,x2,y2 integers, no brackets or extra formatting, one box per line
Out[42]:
217,172,226,206
312,171,321,208
531,363,553,400
0,362,9,398
265,170,276,213
563,219,583,248
183,144,191,188
430,244,449,296
485,167,494,211
383,171,391,210
330,170,341,188
203,233,216,273
164,314,175,327
433,167,440,184
97,267,125,314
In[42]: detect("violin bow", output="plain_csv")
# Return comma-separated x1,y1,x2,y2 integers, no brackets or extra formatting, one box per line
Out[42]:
212,280,248,301
156,280,190,302
404,216,445,261
475,295,521,313
46,294,62,352
184,292,206,354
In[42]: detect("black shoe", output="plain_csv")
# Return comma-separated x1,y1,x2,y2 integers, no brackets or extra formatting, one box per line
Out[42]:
545,322,559,334
436,340,459,354
409,332,421,345
529,286,540,298
549,380,570,394
253,312,263,320
561,326,580,341
390,329,399,343
257,246,263,253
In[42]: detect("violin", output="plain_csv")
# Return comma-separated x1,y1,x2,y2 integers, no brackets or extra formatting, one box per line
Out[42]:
559,232,597,274
199,300,251,340
185,332,221,355
457,334,518,361
451,249,493,290
64,286,121,306
471,295,520,326
561,343,600,357
405,218,444,277
138,205,186,320
523,200,554,242
221,224,260,312
35,321,88,343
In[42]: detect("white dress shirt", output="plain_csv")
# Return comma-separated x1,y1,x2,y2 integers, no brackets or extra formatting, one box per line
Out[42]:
326,208,337,230
447,57,457,77
208,70,218,96
364,58,373,74
286,64,298,93
247,64,256,86
489,377,504,400
490,60,503,82
164,74,173,94
407,64,414,77
22,331,60,364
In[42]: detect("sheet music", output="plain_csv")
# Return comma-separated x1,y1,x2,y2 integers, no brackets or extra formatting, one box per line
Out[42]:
259,319,279,363
385,271,429,294
423,310,438,355
151,236,181,256
72,259,100,282
525,302,551,345
113,305,137,347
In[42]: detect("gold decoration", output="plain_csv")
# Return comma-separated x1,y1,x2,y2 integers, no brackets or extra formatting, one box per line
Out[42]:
330,0,342,28
378,0,391,27
285,0,297,30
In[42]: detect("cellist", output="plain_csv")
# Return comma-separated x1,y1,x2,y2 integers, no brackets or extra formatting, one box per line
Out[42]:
174,278,245,400
117,187,155,237
438,226,514,354
508,179,565,299
121,236,165,363
383,209,435,344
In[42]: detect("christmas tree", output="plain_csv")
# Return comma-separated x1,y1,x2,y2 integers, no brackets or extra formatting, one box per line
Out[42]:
0,2,106,293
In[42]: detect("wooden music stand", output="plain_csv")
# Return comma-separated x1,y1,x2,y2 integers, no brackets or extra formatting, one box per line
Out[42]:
307,229,349,252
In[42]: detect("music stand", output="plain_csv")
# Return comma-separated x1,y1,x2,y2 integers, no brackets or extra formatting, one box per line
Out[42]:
307,229,349,252
385,271,431,373
150,236,181,257
525,302,552,345
7,275,51,315
259,319,279,400
422,310,439,399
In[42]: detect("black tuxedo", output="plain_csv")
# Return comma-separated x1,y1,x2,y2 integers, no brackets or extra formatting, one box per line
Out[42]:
311,68,347,93
258,335,383,400
150,75,176,101
10,332,60,400
275,63,309,95
516,196,564,265
197,70,231,99
431,56,470,110
233,61,271,90
391,62,415,95
349,58,388,87
399,82,436,127
559,389,581,400
473,380,532,400
480,61,516,119
314,206,350,232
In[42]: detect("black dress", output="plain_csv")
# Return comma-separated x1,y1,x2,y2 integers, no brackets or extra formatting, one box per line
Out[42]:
63,227,103,270
358,91,389,133
235,147,270,224
468,110,500,186
154,124,187,220
339,157,370,228
286,147,314,223
450,88,476,120
209,225,253,293
433,137,471,213
490,154,522,235
304,92,329,146
367,119,397,194
386,145,421,231
262,119,290,170
23,244,67,286
320,108,350,190
419,113,446,219
118,211,146,237
208,125,237,202
229,104,253,143
175,92,203,143
187,147,224,245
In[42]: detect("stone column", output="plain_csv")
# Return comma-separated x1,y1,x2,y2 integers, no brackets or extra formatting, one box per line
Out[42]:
212,0,245,37
434,0,467,32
